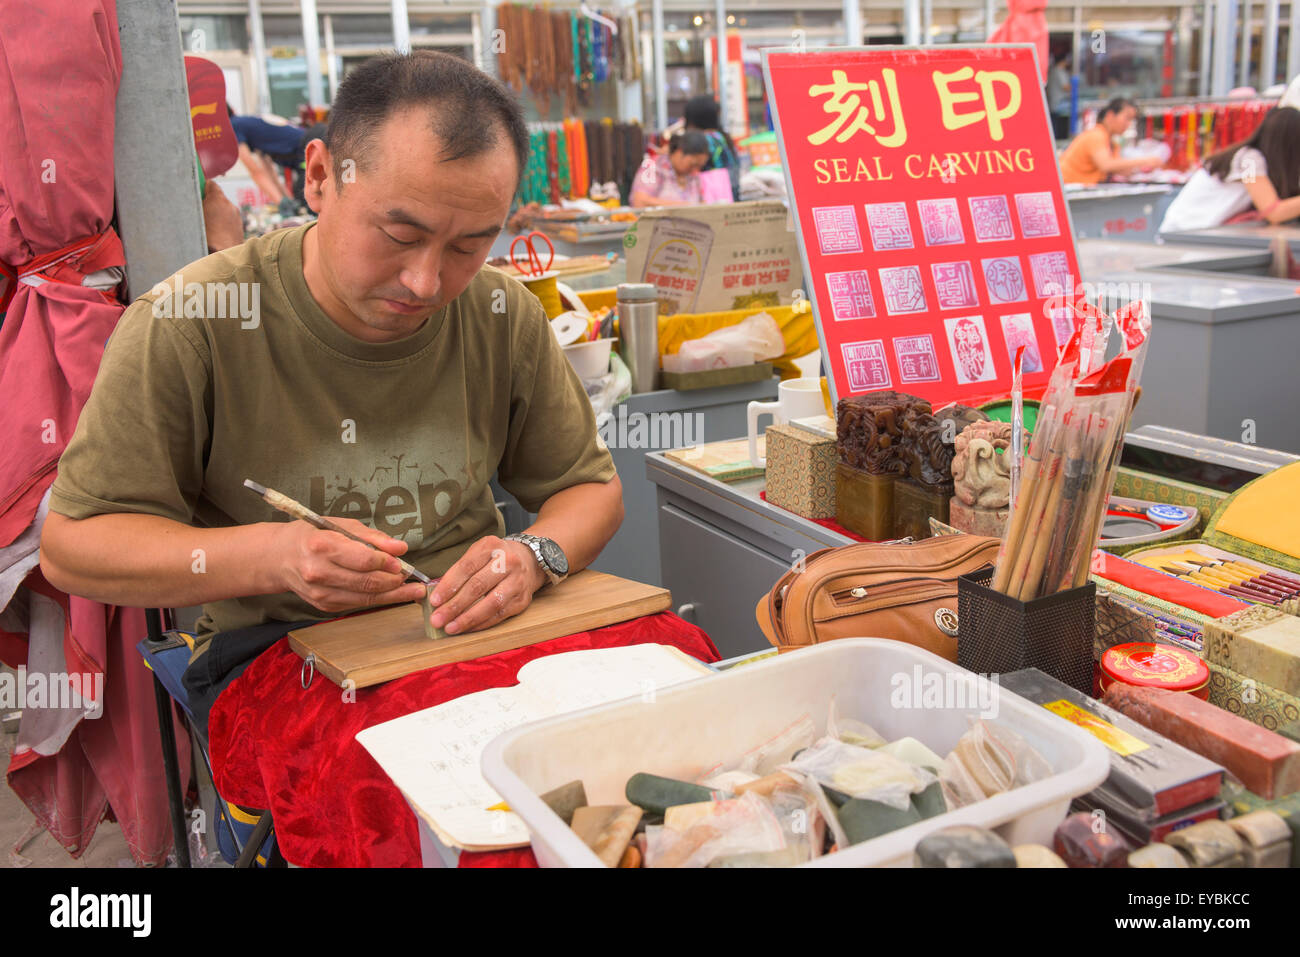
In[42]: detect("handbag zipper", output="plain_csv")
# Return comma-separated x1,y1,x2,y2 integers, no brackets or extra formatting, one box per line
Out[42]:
828,570,988,606
819,584,959,621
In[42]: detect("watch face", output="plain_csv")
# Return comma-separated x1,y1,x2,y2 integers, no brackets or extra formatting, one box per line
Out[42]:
540,538,569,575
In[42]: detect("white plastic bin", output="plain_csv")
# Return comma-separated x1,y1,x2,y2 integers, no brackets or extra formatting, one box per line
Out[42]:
481,639,1111,867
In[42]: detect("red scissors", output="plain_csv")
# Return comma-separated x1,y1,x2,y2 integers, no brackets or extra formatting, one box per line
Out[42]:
509,230,555,277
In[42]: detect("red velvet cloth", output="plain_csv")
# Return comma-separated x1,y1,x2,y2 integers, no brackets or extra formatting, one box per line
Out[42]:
1090,550,1250,619
208,611,720,867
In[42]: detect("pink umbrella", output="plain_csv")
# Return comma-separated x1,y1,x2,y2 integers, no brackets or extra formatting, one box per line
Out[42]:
990,0,1051,84
0,0,189,865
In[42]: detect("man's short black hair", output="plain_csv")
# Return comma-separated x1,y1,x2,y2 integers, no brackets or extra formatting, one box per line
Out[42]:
1099,97,1137,120
324,51,529,187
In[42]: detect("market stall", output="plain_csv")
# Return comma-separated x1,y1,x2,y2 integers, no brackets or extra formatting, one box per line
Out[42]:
7,0,1300,907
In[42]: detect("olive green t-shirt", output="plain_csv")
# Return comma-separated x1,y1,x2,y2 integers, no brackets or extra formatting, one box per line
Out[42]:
50,223,614,651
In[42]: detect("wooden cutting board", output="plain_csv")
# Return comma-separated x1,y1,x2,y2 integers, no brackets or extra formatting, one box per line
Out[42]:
288,570,671,689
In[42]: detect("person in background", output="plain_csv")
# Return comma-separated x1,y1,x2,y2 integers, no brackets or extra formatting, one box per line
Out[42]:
1047,55,1072,141
1058,98,1162,184
683,95,741,201
630,131,711,207
229,108,325,210
202,180,246,252
1159,107,1300,232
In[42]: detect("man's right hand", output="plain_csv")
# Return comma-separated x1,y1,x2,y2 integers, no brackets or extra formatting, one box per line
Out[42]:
272,518,428,613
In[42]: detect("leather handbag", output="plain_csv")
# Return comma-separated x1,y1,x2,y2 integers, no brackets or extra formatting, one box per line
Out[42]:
754,535,1001,661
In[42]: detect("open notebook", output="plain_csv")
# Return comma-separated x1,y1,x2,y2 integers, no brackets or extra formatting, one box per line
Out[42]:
356,644,713,851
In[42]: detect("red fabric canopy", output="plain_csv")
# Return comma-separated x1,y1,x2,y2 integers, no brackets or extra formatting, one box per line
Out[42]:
209,612,721,868
0,0,188,865
989,0,1051,83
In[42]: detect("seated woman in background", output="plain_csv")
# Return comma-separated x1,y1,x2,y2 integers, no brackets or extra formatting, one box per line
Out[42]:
1160,107,1300,233
683,95,742,201
630,131,711,207
1058,98,1162,184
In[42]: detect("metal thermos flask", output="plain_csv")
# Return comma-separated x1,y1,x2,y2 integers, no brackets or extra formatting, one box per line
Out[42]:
617,283,660,393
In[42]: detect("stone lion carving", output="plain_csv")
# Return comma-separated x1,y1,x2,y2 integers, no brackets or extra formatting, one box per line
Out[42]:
952,420,1019,508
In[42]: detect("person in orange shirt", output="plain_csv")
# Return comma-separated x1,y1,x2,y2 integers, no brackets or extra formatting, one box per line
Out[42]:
1059,98,1162,184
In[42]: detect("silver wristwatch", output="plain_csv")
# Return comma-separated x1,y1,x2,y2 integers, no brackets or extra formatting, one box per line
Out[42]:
504,533,569,586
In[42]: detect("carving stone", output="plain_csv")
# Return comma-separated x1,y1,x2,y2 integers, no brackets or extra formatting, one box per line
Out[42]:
952,420,1019,509
837,391,929,476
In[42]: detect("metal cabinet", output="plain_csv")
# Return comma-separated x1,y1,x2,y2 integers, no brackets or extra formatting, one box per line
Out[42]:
658,502,792,659
648,451,852,658
592,378,779,587
1108,268,1300,454
1066,185,1179,241
1160,223,1300,257
1076,238,1270,278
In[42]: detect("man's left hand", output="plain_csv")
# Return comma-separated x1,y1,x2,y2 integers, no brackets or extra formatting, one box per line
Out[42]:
427,536,546,635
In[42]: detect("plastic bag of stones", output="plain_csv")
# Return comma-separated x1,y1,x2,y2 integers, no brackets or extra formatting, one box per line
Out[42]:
939,718,1051,810
643,787,825,868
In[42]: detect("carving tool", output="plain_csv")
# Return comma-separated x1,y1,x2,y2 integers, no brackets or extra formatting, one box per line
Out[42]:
243,479,432,584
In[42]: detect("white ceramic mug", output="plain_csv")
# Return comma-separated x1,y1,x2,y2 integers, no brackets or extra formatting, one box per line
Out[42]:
748,377,826,468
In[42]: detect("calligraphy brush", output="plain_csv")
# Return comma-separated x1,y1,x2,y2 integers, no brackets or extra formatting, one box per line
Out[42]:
243,479,432,585
1186,558,1300,591
1158,565,1284,601
1172,560,1295,596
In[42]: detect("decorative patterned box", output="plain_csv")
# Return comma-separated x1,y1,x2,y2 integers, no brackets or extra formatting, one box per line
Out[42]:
1203,606,1300,698
1123,464,1300,626
764,423,836,520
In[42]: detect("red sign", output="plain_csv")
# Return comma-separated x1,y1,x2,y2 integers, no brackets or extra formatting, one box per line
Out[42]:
764,45,1081,407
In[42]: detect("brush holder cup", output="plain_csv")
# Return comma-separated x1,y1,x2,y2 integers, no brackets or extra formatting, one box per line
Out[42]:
957,568,1096,695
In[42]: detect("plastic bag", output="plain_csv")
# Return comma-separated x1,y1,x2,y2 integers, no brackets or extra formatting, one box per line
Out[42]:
644,793,787,868
781,737,937,811
1121,139,1172,164
661,312,784,373
700,769,760,792
877,737,946,772
940,719,1052,810
587,351,633,419
826,697,886,749
727,713,815,778
767,786,819,864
